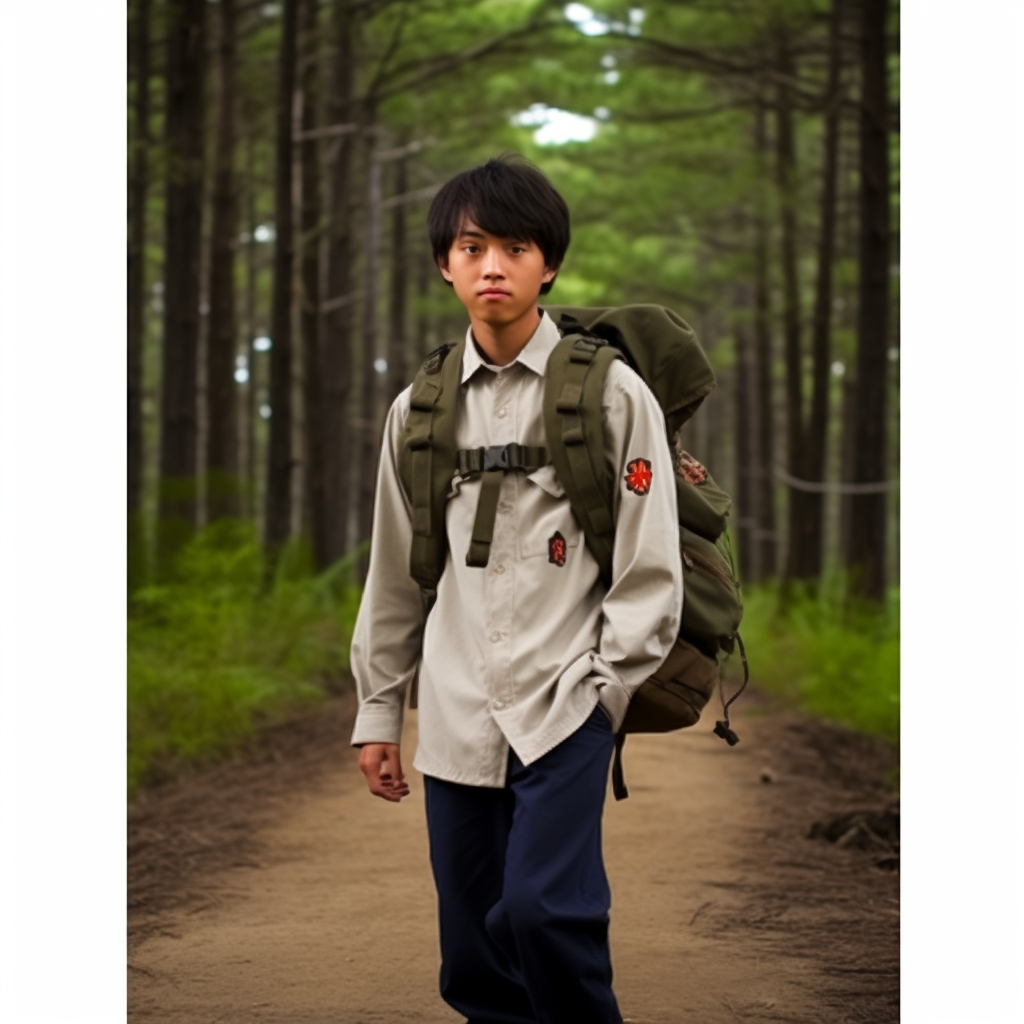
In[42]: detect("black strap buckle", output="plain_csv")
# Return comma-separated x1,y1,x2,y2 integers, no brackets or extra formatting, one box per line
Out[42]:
483,443,516,472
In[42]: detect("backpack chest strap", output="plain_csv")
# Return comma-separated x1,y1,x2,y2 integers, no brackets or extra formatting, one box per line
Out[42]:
457,443,548,568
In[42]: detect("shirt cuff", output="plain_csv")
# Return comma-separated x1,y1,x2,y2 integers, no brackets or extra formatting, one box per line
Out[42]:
350,704,404,747
595,677,632,733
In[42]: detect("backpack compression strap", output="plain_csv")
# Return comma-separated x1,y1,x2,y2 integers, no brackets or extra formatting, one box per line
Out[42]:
542,331,623,588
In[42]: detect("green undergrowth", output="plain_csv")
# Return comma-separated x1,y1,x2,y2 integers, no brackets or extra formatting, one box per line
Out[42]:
726,578,900,747
128,522,363,800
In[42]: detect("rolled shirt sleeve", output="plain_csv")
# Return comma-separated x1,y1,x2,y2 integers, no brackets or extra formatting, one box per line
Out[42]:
349,387,427,746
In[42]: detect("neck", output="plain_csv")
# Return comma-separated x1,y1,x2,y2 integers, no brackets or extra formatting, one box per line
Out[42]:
469,306,542,366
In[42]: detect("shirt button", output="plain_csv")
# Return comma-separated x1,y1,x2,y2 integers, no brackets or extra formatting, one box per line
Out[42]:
497,502,512,514
493,563,506,575
492,699,507,710
489,630,502,643
496,407,508,419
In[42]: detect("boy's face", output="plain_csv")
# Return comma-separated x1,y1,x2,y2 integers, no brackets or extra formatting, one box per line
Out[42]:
438,218,556,330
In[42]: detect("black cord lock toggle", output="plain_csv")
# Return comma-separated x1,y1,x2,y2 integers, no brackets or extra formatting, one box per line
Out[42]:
714,720,740,746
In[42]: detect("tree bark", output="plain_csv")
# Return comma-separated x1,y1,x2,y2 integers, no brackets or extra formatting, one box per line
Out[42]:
792,0,845,584
264,0,300,560
387,154,409,403
206,0,241,522
358,122,383,577
773,23,807,594
846,0,892,603
242,126,259,520
753,99,778,580
733,279,756,585
158,0,205,577
321,0,357,566
299,0,328,567
128,0,151,592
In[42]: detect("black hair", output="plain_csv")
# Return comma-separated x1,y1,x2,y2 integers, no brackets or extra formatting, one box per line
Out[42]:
427,154,571,296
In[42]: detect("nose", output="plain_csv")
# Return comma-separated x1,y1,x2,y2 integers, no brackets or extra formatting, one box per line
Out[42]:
481,248,505,279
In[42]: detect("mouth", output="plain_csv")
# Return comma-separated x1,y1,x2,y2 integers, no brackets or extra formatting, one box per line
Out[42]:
478,289,510,299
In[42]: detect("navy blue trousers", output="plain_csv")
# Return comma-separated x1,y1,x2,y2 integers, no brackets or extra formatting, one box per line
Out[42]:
423,706,623,1024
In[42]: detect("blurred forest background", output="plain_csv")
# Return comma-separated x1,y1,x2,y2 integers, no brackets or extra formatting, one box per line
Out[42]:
127,0,900,796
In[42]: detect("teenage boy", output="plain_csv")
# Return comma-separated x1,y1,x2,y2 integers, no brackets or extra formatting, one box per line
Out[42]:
351,155,682,1024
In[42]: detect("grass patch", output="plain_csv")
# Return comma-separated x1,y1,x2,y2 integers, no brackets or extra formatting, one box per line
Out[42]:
128,522,363,799
727,578,900,746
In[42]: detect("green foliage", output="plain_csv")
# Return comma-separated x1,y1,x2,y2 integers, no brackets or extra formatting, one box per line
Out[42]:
128,522,363,799
728,578,900,745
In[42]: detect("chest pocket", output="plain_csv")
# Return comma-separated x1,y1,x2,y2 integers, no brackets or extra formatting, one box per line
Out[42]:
517,464,583,561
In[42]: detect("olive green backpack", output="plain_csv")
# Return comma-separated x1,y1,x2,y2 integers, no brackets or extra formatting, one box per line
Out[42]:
399,304,747,799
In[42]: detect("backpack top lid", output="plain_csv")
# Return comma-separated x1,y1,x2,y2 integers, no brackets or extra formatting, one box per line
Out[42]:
541,304,716,438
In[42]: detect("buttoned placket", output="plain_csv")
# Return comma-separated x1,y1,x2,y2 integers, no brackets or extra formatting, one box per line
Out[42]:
484,365,518,713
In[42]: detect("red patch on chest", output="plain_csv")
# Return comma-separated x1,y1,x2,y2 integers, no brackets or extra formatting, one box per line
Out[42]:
548,531,567,567
624,457,653,496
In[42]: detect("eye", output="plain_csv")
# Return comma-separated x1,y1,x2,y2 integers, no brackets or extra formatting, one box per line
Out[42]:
463,244,479,254
509,245,526,255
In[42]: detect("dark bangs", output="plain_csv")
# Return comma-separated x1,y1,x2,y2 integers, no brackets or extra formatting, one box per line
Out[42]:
428,155,571,274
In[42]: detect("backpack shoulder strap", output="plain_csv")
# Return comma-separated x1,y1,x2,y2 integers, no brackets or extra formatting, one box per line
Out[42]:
542,330,622,588
400,338,465,591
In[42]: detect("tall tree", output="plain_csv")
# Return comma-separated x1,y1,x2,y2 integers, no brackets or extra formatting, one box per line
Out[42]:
752,97,778,580
733,279,757,584
387,153,409,404
320,0,358,565
789,0,846,584
241,125,260,519
299,0,328,566
773,20,807,593
264,0,300,558
206,0,241,521
845,0,892,602
158,0,206,576
128,0,151,592
358,121,383,573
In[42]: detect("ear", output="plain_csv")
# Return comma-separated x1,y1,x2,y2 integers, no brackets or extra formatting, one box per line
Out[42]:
436,254,453,283
542,265,558,284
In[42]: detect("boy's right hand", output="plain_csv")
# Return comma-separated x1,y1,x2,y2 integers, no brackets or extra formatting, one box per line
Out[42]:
358,743,410,802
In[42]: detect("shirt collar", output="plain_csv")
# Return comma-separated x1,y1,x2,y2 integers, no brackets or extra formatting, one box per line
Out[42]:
460,309,562,384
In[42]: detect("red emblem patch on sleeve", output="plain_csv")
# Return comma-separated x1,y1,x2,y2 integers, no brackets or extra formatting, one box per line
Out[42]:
548,531,567,567
624,457,653,496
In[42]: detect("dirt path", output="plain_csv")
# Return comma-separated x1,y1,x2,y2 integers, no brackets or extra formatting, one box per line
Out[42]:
128,692,898,1024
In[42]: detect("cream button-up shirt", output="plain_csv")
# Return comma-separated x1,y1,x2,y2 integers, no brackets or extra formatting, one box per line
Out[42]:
350,311,683,787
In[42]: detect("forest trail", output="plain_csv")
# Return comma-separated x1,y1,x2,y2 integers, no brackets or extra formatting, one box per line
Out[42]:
128,692,898,1024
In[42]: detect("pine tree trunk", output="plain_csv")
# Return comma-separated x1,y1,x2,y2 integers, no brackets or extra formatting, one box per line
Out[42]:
774,24,807,593
846,0,892,603
415,234,432,361
128,0,151,592
300,0,328,568
321,0,356,565
358,124,383,577
753,100,778,579
242,127,259,520
794,0,845,583
733,279,757,584
206,0,240,522
264,0,299,559
158,0,205,577
387,155,409,402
